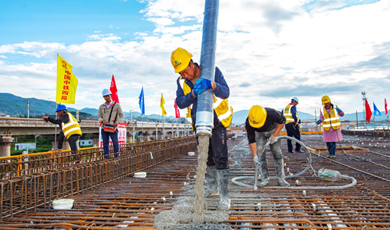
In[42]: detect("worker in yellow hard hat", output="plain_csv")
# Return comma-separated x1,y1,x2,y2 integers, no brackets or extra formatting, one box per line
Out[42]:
171,47,233,210
316,95,345,158
245,105,290,187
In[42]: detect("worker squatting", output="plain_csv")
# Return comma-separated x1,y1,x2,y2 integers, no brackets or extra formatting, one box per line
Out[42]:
171,47,345,211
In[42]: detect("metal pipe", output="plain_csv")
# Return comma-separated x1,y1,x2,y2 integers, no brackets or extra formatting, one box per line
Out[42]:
195,0,219,136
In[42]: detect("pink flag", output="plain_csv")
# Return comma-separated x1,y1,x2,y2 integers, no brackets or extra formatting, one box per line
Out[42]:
110,75,120,103
174,100,180,119
385,99,388,115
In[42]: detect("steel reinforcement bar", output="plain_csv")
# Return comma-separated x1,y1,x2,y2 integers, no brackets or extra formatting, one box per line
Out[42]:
0,138,192,179
0,136,197,219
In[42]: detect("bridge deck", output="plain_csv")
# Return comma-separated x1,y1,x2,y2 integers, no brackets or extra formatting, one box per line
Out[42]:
1,135,390,229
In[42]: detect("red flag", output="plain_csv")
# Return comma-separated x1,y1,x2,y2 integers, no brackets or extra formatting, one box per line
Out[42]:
110,75,120,103
365,99,372,123
385,98,388,115
174,100,180,118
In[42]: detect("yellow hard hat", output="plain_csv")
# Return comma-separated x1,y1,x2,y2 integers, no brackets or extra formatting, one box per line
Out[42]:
322,95,331,104
171,48,193,73
248,105,267,128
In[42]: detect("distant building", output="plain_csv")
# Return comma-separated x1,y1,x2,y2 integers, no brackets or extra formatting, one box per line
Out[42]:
227,126,246,138
15,143,36,151
80,139,93,146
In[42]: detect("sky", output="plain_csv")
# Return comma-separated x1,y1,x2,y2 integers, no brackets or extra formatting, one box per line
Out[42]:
1,0,390,118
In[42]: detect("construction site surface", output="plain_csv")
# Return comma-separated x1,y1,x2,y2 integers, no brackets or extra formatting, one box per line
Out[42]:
0,133,390,229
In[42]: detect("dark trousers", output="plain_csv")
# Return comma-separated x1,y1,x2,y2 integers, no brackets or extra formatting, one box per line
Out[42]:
285,123,301,152
68,134,80,152
206,122,229,170
57,131,65,149
101,129,119,156
326,142,336,156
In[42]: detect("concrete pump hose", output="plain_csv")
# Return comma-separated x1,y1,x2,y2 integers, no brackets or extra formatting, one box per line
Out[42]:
231,136,357,190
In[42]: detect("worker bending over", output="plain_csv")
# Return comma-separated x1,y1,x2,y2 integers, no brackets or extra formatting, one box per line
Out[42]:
171,47,233,210
246,105,290,187
42,104,82,152
283,97,302,153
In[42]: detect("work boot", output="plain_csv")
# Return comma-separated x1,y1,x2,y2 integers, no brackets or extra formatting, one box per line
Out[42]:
258,160,270,187
104,154,110,160
216,169,230,210
275,159,290,187
204,166,219,197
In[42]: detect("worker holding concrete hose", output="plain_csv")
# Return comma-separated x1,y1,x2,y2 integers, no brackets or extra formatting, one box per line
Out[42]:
171,47,233,210
316,95,344,158
42,104,82,152
283,97,303,153
245,105,290,187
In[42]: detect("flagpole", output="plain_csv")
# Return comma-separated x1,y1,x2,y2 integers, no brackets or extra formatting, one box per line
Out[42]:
163,115,165,139
142,115,144,142
356,111,358,129
54,102,57,149
55,53,58,150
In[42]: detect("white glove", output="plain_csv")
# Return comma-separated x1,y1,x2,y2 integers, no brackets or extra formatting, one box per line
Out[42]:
253,155,261,164
270,135,278,145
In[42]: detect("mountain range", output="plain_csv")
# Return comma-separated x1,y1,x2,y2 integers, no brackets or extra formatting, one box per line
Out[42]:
1,93,389,124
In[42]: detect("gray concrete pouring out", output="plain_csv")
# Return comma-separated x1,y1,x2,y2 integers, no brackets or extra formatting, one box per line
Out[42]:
1,133,390,229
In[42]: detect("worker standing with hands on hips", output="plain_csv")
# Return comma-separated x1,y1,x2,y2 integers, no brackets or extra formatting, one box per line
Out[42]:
42,104,82,152
316,95,344,158
98,89,124,159
245,105,290,187
171,47,233,210
283,97,302,153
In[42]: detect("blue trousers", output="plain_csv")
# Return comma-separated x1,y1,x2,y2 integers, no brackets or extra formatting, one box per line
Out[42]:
285,123,301,152
326,142,336,156
101,129,119,156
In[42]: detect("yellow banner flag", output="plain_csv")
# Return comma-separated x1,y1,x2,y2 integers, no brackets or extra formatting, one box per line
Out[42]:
56,54,78,104
160,93,167,116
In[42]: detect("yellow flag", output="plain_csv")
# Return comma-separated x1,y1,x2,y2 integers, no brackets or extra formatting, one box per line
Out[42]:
160,93,167,116
56,54,78,104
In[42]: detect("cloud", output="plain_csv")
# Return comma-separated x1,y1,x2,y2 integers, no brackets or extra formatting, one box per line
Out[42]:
1,0,390,116
260,83,361,97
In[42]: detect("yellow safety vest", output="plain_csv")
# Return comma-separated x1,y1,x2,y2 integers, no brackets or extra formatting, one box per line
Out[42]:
179,77,233,128
283,104,299,124
322,105,340,131
62,112,82,139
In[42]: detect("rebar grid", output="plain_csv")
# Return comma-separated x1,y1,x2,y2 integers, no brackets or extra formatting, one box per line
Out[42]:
0,135,389,229
0,138,189,179
0,137,197,220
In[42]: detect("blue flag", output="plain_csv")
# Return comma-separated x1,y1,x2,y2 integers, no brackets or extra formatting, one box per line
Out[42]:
373,102,381,116
139,87,145,115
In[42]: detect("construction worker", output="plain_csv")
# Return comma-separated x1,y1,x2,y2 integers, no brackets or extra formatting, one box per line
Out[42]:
171,47,233,210
283,97,302,153
246,105,290,187
98,89,124,159
42,104,82,152
316,95,344,158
